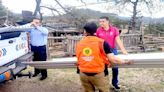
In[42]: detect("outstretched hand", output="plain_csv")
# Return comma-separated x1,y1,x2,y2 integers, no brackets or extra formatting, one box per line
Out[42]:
124,60,133,65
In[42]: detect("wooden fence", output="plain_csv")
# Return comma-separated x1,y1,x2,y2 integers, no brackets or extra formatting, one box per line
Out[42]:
47,34,143,57
120,34,142,47
66,36,83,56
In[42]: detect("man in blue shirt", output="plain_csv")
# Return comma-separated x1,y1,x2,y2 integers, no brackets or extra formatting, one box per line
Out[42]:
28,17,48,80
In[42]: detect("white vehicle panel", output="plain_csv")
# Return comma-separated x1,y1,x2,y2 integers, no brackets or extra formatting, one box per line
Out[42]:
0,32,29,66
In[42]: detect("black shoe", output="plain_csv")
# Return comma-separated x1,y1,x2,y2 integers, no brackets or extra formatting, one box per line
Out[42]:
39,76,47,80
32,74,38,77
112,84,120,91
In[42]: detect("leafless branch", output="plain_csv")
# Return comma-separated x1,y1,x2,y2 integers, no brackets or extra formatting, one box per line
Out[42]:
54,0,69,13
79,0,87,7
33,0,43,20
40,6,62,15
53,0,77,20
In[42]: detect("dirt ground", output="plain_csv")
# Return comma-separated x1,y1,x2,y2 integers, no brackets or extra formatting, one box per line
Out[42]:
0,68,164,92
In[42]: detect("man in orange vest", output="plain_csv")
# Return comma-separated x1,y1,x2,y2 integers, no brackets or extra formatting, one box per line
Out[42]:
76,22,131,92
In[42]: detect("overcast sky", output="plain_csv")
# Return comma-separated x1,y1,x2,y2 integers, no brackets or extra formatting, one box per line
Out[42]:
2,0,164,18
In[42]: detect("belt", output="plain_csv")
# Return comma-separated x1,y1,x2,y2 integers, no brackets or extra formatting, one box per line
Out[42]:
82,72,98,76
31,45,46,48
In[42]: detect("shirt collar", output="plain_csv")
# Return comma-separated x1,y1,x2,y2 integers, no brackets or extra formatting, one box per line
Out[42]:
101,25,111,32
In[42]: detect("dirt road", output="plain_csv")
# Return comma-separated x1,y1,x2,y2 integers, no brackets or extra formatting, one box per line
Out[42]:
0,68,164,92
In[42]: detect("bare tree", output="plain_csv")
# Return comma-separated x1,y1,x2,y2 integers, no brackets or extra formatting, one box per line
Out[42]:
78,0,163,33
34,0,42,20
52,0,88,28
40,6,62,15
101,0,163,32
131,0,139,32
0,0,7,17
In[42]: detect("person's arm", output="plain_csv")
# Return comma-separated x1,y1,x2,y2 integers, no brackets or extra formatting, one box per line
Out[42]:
106,53,124,65
116,36,128,55
36,26,49,35
17,23,33,32
30,21,48,35
96,28,100,37
104,41,130,65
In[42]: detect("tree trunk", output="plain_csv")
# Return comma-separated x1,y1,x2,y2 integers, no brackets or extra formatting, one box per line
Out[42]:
34,0,42,20
131,0,138,32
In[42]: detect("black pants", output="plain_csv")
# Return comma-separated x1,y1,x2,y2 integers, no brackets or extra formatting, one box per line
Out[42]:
31,45,47,77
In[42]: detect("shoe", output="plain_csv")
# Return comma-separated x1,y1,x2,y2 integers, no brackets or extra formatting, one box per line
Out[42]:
39,76,47,80
32,74,38,77
111,84,120,91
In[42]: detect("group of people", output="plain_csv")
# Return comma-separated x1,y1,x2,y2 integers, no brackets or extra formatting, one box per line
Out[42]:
76,16,131,92
26,16,131,91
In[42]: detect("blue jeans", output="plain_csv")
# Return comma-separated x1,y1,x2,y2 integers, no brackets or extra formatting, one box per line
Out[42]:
111,48,119,86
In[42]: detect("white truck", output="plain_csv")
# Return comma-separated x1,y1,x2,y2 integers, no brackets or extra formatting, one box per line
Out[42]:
0,26,33,83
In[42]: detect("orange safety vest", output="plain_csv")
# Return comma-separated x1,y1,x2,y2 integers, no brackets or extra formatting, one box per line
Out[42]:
76,36,110,73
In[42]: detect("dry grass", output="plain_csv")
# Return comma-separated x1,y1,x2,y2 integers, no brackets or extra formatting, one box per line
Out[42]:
0,67,164,92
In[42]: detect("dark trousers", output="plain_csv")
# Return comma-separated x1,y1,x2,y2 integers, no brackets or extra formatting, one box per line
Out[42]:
31,45,47,77
111,48,118,86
